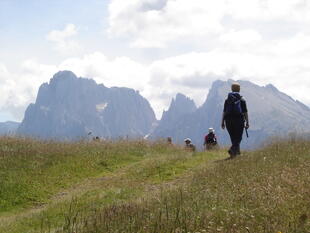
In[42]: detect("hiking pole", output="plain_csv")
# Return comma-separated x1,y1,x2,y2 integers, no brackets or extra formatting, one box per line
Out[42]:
243,114,249,138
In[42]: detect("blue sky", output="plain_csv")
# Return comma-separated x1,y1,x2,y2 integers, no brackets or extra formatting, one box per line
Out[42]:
0,0,109,65
1,0,310,122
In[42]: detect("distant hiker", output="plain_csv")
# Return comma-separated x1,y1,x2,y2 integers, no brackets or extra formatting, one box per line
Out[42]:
221,83,249,158
167,137,172,144
204,128,218,150
184,138,196,152
93,136,100,141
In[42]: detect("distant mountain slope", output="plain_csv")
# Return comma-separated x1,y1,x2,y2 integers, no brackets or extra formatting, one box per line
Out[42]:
149,93,197,142
150,80,310,148
17,71,156,139
0,121,20,135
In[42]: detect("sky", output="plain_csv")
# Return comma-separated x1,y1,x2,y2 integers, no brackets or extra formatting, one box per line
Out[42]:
1,0,310,122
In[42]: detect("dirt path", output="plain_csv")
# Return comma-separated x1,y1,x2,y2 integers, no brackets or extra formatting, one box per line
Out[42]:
0,160,140,228
0,151,224,232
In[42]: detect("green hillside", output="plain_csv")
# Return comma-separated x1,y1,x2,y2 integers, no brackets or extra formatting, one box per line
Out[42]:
0,137,309,233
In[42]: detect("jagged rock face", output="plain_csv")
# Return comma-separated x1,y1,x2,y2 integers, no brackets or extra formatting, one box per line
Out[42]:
149,93,197,142
151,80,310,149
0,121,20,135
17,71,156,139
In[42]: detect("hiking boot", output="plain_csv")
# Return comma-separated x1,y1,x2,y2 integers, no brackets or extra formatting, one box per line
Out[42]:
236,146,241,155
230,145,242,158
228,148,236,159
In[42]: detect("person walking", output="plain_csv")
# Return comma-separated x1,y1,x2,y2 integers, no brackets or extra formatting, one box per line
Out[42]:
221,83,249,158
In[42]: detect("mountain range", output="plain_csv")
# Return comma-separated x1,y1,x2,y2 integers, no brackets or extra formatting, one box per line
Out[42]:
0,121,20,136
8,71,310,148
150,80,310,148
17,71,156,139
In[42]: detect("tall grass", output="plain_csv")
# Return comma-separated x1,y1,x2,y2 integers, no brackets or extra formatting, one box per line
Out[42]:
57,140,310,233
0,137,180,213
2,137,218,233
1,137,309,233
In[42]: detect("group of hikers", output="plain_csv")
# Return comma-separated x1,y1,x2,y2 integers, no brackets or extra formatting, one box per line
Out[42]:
182,127,217,152
180,82,249,159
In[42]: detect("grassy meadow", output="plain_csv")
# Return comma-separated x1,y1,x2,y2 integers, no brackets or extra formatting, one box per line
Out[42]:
0,137,309,233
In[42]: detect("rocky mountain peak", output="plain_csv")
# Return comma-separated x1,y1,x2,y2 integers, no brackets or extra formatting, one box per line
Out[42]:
18,71,156,139
167,93,197,116
15,73,310,148
151,79,310,149
51,70,77,81
149,93,197,142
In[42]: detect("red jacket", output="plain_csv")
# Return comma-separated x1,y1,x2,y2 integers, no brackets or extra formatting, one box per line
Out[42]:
204,133,217,144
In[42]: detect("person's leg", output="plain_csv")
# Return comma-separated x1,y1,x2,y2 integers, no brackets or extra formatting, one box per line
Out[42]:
234,118,244,155
227,118,244,157
225,119,236,157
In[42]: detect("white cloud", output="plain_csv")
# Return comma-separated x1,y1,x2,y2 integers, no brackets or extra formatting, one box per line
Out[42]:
227,0,310,21
2,43,310,121
272,33,310,56
108,0,310,48
0,54,151,121
0,61,58,120
0,63,10,107
47,24,77,42
219,29,262,46
2,0,310,120
108,0,225,48
58,52,149,91
46,24,81,54
0,63,8,75
146,48,310,114
106,0,310,111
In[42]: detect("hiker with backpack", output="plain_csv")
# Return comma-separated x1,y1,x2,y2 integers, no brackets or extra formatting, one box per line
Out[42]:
221,83,249,158
204,128,218,150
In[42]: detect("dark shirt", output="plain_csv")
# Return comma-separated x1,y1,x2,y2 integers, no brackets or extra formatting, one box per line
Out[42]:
204,133,217,144
223,93,247,119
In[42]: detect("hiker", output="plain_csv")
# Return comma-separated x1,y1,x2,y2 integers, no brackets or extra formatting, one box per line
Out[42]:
93,136,100,141
204,128,218,150
184,138,196,152
221,83,249,158
167,137,172,145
